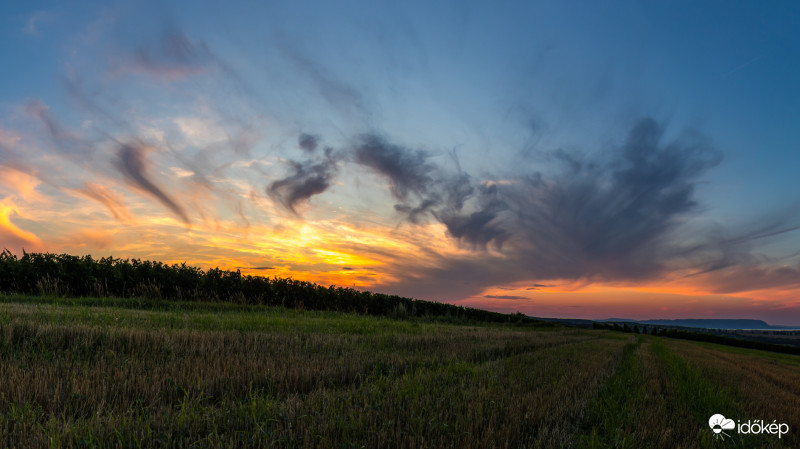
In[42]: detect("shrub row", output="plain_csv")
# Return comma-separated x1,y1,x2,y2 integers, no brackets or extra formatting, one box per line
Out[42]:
593,321,800,355
0,251,534,324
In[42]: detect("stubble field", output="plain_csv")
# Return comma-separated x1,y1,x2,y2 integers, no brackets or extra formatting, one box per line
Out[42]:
1,294,798,448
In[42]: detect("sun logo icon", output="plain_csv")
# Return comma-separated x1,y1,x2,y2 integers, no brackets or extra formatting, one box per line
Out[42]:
709,414,736,440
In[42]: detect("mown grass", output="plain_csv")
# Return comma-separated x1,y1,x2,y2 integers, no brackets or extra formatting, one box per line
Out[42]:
577,337,642,448
575,335,794,448
1,296,799,448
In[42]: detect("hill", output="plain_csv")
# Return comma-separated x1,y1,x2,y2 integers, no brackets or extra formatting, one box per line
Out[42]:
636,318,773,329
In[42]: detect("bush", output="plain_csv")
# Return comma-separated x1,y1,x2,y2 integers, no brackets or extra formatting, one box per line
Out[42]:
0,251,541,325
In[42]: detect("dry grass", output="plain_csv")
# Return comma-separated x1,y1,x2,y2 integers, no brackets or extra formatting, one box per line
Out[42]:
667,339,800,448
0,299,603,448
1,298,800,448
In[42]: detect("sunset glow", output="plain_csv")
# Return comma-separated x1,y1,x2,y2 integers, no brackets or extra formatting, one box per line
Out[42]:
1,1,799,323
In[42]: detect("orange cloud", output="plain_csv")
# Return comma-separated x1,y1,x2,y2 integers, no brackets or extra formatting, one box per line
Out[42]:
0,168,46,203
72,181,134,222
0,198,44,252
56,229,115,252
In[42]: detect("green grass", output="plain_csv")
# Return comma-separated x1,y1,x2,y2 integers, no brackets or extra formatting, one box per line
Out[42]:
684,338,800,369
1,295,799,448
0,294,464,336
577,337,643,449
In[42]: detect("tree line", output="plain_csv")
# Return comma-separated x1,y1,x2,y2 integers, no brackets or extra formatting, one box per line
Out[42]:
0,251,538,325
593,321,800,356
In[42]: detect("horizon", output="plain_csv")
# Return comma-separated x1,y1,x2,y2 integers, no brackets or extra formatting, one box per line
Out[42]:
1,1,800,324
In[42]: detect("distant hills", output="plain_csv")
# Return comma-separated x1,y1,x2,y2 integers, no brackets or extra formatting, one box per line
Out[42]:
602,318,787,330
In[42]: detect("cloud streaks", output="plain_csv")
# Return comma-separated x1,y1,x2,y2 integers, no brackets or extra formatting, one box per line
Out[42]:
117,143,190,224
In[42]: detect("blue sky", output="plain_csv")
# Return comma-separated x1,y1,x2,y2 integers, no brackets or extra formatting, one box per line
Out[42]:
1,1,799,323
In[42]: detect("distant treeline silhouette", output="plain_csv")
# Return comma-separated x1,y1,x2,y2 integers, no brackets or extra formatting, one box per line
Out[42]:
0,251,537,324
593,321,800,356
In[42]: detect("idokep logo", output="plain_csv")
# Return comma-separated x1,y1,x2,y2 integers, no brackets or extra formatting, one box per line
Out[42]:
708,414,735,440
709,414,789,440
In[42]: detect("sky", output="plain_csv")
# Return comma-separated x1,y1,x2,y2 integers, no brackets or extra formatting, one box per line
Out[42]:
1,1,800,324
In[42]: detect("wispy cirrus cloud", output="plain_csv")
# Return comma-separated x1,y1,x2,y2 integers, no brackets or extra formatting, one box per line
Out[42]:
72,181,134,223
124,29,217,82
116,142,190,224
23,10,55,37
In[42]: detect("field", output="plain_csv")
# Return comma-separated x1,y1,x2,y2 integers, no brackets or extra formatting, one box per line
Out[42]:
0,294,798,448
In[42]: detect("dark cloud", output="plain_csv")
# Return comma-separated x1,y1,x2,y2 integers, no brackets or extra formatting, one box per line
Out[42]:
365,118,734,300
353,133,489,235
485,117,722,280
484,295,529,300
267,159,336,214
354,134,436,201
527,284,554,290
116,143,190,224
434,189,510,249
298,133,319,153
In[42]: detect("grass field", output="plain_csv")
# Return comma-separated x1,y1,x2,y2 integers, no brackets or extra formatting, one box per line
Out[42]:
1,294,798,448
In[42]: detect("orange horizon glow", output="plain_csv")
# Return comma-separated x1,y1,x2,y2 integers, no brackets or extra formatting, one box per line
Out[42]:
2,180,799,325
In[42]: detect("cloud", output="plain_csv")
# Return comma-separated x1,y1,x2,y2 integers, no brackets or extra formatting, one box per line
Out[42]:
353,134,436,201
352,133,481,229
693,260,800,296
282,45,367,119
116,143,190,224
484,118,722,279
23,10,55,37
27,100,95,160
366,118,728,300
351,134,521,251
267,133,342,214
29,24,262,231
434,189,510,249
128,29,216,81
73,181,133,222
63,229,115,251
484,295,529,300
298,133,319,152
0,168,46,203
0,198,44,252
0,128,21,149
268,159,336,214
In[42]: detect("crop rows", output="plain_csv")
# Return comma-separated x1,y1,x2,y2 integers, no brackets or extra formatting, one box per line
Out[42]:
2,297,800,447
